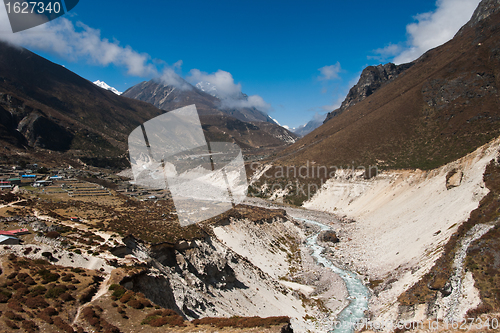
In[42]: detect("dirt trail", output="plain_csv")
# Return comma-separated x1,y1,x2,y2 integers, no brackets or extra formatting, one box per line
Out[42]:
72,273,112,326
0,199,27,209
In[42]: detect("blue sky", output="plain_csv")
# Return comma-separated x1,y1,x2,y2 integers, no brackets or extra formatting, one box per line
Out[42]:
0,0,481,128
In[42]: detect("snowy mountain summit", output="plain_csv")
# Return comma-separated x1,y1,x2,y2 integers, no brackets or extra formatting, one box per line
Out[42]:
195,81,220,98
93,80,122,95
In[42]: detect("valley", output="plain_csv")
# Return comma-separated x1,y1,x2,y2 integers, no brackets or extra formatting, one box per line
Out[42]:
0,0,500,332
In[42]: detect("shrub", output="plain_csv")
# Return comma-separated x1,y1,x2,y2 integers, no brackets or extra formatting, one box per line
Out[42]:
36,269,59,283
191,316,289,328
7,272,17,279
32,259,49,265
16,273,29,281
127,299,143,309
140,298,152,307
108,284,120,291
29,286,47,297
79,286,97,303
59,293,74,302
88,317,100,327
25,296,49,309
45,287,66,299
7,300,23,312
42,307,58,317
37,312,53,324
82,307,96,321
14,287,28,296
45,232,60,239
53,317,74,333
142,309,186,327
119,291,133,303
149,317,169,327
61,274,74,282
466,304,492,318
12,282,25,290
4,311,24,321
24,278,36,286
3,319,19,329
112,286,126,299
0,290,12,303
21,320,38,333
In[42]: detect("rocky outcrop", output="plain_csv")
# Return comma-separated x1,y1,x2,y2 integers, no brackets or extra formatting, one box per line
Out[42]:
324,62,413,123
115,229,308,322
456,0,500,36
0,93,73,151
17,111,74,151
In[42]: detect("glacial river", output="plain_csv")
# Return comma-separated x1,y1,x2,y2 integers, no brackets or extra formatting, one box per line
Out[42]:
297,218,370,333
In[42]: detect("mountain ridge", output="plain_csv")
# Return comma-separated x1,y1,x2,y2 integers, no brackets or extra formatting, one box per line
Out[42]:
272,0,500,171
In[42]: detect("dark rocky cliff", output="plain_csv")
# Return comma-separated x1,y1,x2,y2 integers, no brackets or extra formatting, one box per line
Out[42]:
324,62,413,123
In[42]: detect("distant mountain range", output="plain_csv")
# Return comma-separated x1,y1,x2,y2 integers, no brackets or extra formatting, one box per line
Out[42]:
293,116,325,137
0,42,297,168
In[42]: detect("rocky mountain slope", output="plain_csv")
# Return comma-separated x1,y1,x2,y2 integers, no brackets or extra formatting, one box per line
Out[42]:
123,79,297,155
123,79,276,124
323,62,413,123
274,0,500,171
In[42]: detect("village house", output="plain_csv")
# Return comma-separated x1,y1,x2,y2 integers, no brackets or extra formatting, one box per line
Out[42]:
0,235,20,245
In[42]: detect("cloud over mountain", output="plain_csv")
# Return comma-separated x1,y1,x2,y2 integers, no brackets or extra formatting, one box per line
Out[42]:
374,0,480,64
0,9,159,76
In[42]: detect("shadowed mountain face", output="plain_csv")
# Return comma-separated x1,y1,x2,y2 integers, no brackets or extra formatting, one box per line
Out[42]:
0,41,166,163
276,0,500,171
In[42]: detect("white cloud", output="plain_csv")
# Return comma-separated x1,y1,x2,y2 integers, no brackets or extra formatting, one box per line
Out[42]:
0,8,157,76
158,61,192,91
221,95,271,112
318,62,341,81
187,69,271,112
374,0,480,64
187,69,242,99
369,43,403,61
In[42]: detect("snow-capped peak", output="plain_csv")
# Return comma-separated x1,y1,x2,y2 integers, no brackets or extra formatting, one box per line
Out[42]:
93,80,122,95
195,81,219,98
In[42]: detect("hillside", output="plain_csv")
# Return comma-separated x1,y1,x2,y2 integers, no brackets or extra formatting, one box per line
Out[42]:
0,41,167,167
274,0,500,171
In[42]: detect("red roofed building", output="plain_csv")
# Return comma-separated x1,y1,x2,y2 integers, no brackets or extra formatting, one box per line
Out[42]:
0,228,29,236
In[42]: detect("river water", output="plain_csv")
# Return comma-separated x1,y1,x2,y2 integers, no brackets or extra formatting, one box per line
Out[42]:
297,218,370,333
